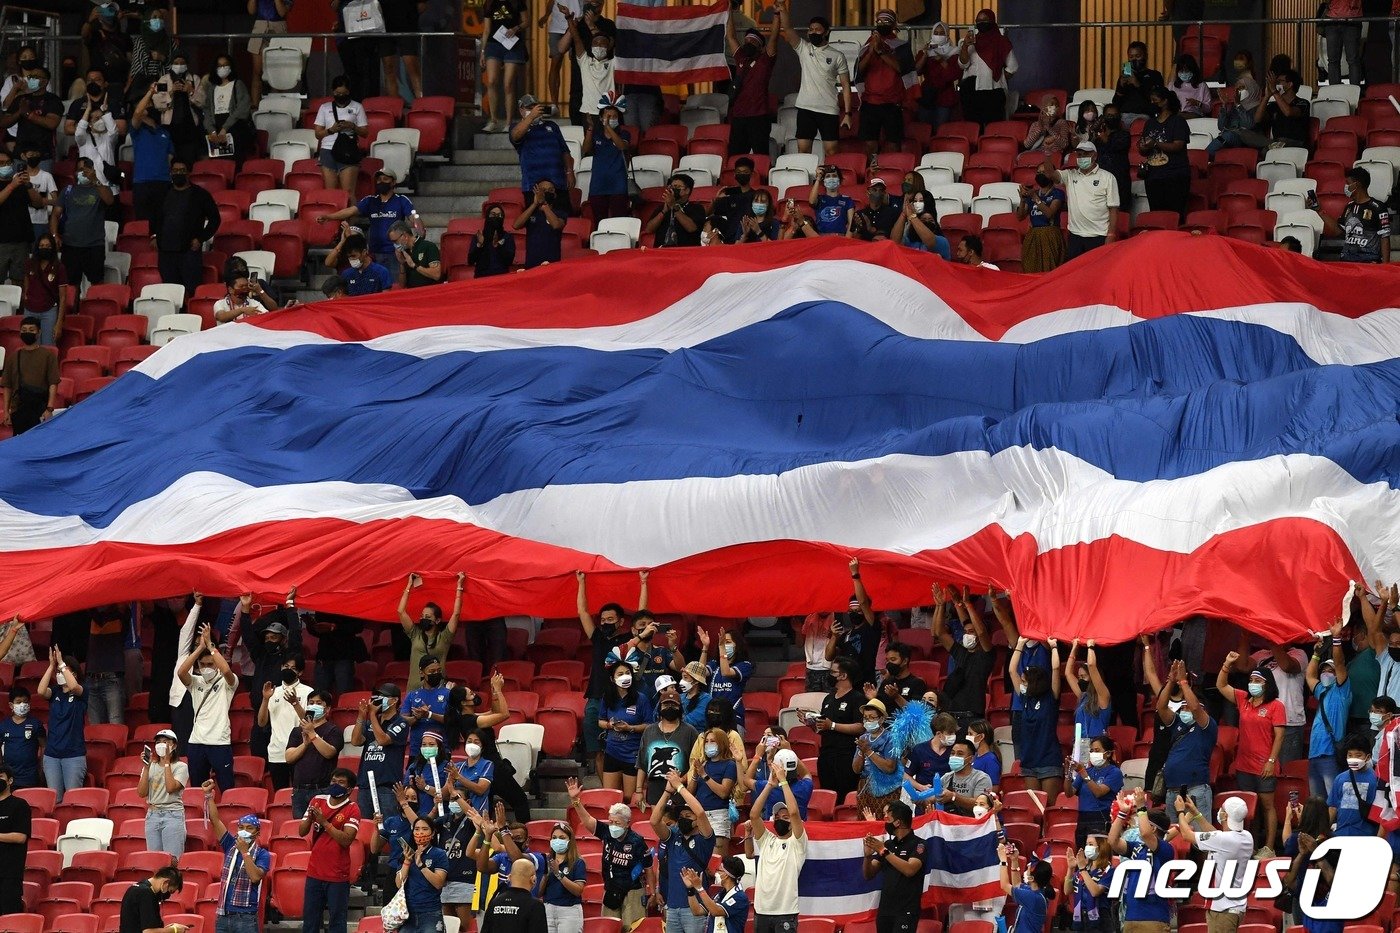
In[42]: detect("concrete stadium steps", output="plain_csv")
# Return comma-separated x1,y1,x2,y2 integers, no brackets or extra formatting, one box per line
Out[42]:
412,143,522,238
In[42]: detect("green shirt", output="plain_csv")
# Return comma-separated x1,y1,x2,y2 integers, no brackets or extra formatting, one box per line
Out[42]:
405,238,441,288
1349,646,1381,722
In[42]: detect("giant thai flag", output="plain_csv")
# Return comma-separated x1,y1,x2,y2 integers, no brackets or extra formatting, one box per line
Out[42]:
614,0,730,86
795,812,1002,921
0,236,1397,640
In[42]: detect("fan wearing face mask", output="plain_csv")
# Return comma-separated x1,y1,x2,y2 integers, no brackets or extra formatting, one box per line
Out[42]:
914,21,960,129
286,689,346,819
1062,833,1114,931
1303,619,1353,805
931,585,995,725
299,767,362,932
938,737,994,817
1068,736,1123,847
748,769,807,932
260,653,313,791
140,727,190,857
1156,659,1216,816
175,621,238,792
598,661,652,800
565,776,653,929
202,784,271,924
0,687,43,789
1009,637,1065,804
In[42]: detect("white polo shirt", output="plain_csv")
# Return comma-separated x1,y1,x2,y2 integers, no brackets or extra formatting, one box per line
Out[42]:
795,40,848,115
754,827,807,916
1064,165,1120,238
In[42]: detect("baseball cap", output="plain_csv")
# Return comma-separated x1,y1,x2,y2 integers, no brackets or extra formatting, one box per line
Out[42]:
743,27,763,43
654,674,677,693
1219,796,1248,830
155,729,177,741
375,168,398,182
868,177,887,188
773,748,799,771
1075,140,1096,153
519,94,540,110
264,622,288,636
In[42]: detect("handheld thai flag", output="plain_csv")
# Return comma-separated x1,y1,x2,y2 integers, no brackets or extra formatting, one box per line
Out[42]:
614,0,730,85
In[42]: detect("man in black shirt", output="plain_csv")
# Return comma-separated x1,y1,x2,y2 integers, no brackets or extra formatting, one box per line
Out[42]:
4,64,63,170
646,174,707,247
814,655,864,801
64,67,128,138
1091,104,1132,216
578,571,641,780
824,559,882,683
0,765,30,915
1320,165,1391,264
862,800,926,931
1253,69,1308,149
851,177,902,241
710,157,759,243
1112,40,1163,123
155,158,220,297
119,865,186,933
481,858,547,932
0,151,42,286
877,642,927,708
933,586,995,726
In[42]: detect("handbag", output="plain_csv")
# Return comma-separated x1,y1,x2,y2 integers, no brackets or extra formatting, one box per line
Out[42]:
330,101,364,165
342,0,386,34
381,887,410,931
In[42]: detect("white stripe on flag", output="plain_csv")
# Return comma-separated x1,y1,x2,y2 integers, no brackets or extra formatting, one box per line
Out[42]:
927,864,1001,888
616,7,728,33
614,54,729,73
797,890,881,917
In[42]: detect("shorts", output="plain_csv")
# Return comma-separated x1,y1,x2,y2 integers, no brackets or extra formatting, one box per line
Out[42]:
705,807,731,838
441,881,474,904
247,18,288,55
485,38,529,65
1022,765,1062,780
602,752,633,774
859,102,904,143
318,148,360,172
549,31,567,57
1235,771,1276,794
795,108,839,142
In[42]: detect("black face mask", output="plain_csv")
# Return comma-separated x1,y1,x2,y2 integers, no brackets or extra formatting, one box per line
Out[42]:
333,93,350,105
24,156,38,169
425,672,444,687
676,817,694,835
706,714,725,728
37,247,55,262
886,662,902,676
884,820,897,835
808,32,827,46
734,172,752,185
659,704,681,722
1078,679,1090,692
18,332,36,345
170,172,189,187
1104,114,1121,126
773,818,791,836
1389,647,1400,663
877,24,895,35
1034,173,1051,189
376,182,393,194
486,215,504,228
280,669,298,685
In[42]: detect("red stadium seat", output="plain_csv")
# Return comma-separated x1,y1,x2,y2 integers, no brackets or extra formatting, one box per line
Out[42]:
116,851,175,885
4,915,43,933
28,818,57,851
15,788,55,819
405,109,448,155
54,787,110,827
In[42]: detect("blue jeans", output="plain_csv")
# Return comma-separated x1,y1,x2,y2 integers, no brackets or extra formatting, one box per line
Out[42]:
583,697,603,755
303,877,349,933
1310,755,1341,799
292,787,317,820
86,672,125,724
666,905,708,933
146,807,187,858
402,912,445,933
30,305,57,347
43,754,86,803
1168,783,1213,816
216,914,260,933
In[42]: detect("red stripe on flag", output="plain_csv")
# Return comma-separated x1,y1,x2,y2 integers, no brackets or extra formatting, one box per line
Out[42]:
613,65,732,84
616,0,727,21
0,514,1361,644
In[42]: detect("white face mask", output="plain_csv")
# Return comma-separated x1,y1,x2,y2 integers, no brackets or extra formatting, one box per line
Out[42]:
1088,751,1105,767
170,64,187,76
972,804,988,818
961,633,978,650
1084,844,1098,860
55,673,66,687
465,742,482,759
11,704,28,717
1348,757,1367,771
679,680,694,693
591,46,608,59
217,66,232,79
348,258,363,269
154,742,170,758
930,34,950,49
615,674,632,688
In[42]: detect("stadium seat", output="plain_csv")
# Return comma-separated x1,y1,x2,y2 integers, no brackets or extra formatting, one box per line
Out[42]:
5,914,43,933
64,849,118,889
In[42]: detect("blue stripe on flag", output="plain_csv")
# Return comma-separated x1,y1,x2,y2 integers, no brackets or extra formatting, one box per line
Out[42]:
617,23,726,61
2,306,1398,522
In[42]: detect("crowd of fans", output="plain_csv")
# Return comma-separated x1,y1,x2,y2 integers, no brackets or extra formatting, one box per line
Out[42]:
0,567,1395,933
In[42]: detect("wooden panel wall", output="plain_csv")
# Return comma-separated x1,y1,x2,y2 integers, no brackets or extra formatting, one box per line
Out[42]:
1266,0,1317,78
1077,0,1174,92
